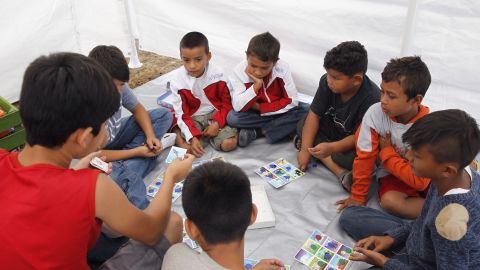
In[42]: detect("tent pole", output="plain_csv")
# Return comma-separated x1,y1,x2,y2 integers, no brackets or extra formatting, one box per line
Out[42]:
124,0,142,68
400,0,418,57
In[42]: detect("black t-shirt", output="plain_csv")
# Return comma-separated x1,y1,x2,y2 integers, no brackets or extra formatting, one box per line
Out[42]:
310,74,380,141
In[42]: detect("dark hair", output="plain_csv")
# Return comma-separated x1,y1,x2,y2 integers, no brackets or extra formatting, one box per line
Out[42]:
88,45,129,82
381,56,431,100
20,52,120,148
323,41,368,76
403,109,480,169
246,32,280,63
182,161,252,244
179,31,209,54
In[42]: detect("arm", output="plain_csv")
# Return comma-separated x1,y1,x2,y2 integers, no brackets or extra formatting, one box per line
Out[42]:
171,86,202,143
100,146,156,162
379,146,431,191
228,66,260,112
210,81,233,128
258,64,298,114
95,155,194,246
297,111,319,171
131,103,161,152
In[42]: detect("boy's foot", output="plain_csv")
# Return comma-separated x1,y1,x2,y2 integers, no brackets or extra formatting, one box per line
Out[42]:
238,129,258,147
339,171,353,192
160,133,177,149
293,135,301,151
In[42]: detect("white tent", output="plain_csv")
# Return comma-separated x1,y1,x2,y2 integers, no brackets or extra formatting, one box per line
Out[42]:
2,0,480,121
1,0,479,121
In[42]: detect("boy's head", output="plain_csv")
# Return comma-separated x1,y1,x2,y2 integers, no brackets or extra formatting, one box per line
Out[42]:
88,45,129,91
245,32,280,79
182,161,256,245
323,41,368,94
20,52,119,153
179,31,211,78
403,109,480,180
380,56,431,118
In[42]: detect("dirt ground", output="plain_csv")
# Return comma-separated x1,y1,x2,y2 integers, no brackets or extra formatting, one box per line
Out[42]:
126,50,182,89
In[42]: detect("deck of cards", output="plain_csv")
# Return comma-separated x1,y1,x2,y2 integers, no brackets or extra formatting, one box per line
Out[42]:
89,157,109,173
255,158,305,188
295,230,354,270
165,146,187,163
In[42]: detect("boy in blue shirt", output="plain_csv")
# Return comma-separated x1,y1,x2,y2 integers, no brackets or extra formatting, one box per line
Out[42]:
340,109,480,269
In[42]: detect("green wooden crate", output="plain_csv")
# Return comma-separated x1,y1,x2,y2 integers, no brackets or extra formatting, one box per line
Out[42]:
0,96,26,150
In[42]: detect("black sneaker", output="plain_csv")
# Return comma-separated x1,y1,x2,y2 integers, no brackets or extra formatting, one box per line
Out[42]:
293,135,301,151
339,171,353,192
238,129,257,147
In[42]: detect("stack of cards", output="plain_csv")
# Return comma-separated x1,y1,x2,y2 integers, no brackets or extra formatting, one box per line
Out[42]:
255,158,305,188
244,258,290,269
295,230,354,270
146,172,184,202
165,146,187,163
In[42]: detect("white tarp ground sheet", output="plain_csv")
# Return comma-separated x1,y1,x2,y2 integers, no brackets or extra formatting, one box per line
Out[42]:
134,77,379,270
1,0,479,122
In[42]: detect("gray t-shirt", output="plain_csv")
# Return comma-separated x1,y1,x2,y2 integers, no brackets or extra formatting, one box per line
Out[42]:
162,243,228,270
107,84,139,142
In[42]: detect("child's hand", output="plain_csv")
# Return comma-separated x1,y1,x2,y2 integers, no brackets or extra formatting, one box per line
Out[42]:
164,153,195,183
308,142,334,159
189,137,205,157
203,122,220,137
335,197,364,212
252,259,284,270
251,102,261,111
297,149,312,171
349,246,388,267
245,67,263,94
72,151,111,173
355,235,395,253
146,136,162,153
135,145,159,158
379,131,392,150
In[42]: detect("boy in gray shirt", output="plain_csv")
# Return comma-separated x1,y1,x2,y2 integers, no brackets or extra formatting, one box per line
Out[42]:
162,161,284,270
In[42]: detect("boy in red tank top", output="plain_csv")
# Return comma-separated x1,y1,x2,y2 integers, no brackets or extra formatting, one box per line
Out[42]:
0,53,194,269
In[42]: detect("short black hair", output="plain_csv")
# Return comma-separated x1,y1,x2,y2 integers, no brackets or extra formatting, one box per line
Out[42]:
20,52,120,148
403,109,480,169
246,32,280,63
179,31,209,54
381,56,431,100
323,41,368,76
88,45,130,82
182,161,252,244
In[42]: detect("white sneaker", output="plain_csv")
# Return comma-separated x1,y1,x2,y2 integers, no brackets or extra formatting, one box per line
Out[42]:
161,133,177,149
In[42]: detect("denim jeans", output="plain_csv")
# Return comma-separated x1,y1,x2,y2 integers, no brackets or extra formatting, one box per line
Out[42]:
227,102,309,143
88,108,172,263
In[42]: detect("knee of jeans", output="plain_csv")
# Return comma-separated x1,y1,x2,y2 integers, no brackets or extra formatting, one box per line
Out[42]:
227,110,240,126
149,108,172,122
339,206,363,231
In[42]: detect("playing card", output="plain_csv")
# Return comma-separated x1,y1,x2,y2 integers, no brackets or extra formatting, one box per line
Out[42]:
90,157,109,173
165,146,187,163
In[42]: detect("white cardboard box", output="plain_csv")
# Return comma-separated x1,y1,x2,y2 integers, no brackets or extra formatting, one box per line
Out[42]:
249,185,276,230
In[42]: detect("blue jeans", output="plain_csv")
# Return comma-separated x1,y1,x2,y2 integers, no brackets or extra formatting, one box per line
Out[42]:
88,108,172,263
227,102,309,143
105,107,173,209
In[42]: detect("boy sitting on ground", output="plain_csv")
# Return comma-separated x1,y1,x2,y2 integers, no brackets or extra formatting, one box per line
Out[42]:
296,41,380,185
0,52,194,269
162,161,284,270
336,56,432,219
227,32,308,147
340,109,480,269
170,32,238,157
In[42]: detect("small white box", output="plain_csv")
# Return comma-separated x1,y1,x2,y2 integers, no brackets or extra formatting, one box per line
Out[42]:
249,185,276,230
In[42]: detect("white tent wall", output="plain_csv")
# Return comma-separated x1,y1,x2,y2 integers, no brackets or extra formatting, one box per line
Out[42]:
0,0,130,102
0,0,479,120
135,0,480,120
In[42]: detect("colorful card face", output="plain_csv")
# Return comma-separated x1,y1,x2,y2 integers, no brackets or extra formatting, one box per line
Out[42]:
255,158,305,188
295,230,354,270
244,258,290,270
165,146,187,163
182,219,200,251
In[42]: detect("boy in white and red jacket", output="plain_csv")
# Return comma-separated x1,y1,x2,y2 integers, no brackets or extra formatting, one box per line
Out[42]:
170,32,237,157
227,32,308,147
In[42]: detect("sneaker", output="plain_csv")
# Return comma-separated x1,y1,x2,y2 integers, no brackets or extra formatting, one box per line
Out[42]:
238,129,257,147
339,171,353,192
160,133,177,149
293,135,301,151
